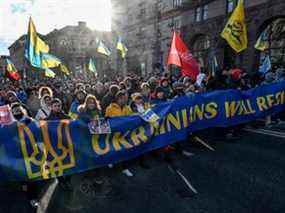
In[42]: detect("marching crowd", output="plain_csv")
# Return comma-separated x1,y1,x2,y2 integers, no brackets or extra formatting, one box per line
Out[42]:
0,64,284,208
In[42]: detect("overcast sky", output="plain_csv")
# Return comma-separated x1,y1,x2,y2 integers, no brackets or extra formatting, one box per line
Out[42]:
0,0,112,55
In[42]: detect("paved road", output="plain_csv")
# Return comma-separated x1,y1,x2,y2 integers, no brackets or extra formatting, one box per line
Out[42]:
0,127,284,213
45,128,285,213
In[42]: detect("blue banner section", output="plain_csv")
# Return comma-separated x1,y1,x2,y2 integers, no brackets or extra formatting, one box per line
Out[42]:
0,82,284,181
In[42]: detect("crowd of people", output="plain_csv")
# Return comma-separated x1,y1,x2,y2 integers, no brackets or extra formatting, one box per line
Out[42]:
1,64,284,208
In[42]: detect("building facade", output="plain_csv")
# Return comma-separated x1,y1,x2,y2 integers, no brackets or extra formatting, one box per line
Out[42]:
111,0,285,75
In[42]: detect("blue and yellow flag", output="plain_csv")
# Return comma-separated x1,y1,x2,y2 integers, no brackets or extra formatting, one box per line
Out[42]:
221,0,247,53
88,58,97,73
259,56,271,74
255,31,269,51
97,40,111,56
116,37,128,59
41,53,61,69
25,17,49,68
59,64,70,76
45,68,56,78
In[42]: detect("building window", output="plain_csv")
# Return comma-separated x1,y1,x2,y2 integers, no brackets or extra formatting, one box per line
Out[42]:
174,19,181,30
195,7,201,22
227,0,237,13
202,5,208,20
140,8,146,15
173,0,182,8
192,35,211,68
259,18,285,67
195,4,208,22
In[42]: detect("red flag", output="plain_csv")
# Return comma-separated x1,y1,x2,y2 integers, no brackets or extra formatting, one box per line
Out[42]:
6,59,21,81
167,32,200,81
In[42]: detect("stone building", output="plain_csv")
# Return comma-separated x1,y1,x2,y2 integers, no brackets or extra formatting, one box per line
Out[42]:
111,0,285,75
8,22,114,79
0,55,10,77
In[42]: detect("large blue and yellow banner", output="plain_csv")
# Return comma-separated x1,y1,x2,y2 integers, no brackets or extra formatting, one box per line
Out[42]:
0,82,284,181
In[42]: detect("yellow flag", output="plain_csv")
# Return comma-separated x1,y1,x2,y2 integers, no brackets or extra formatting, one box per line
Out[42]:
59,64,70,75
221,0,247,53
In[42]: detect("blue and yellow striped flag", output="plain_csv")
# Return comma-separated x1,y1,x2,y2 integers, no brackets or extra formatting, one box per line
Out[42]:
41,53,61,69
97,40,111,56
25,17,49,68
88,58,97,73
221,0,247,53
116,37,128,59
59,64,70,75
44,68,56,78
255,31,269,51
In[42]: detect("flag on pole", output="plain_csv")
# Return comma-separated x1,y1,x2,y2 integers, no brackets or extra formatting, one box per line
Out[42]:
6,59,21,81
255,31,269,51
259,56,271,74
25,17,50,68
59,64,70,75
116,37,128,59
221,0,247,53
167,32,200,81
208,49,219,77
97,40,111,56
44,68,56,78
41,53,61,68
88,58,97,74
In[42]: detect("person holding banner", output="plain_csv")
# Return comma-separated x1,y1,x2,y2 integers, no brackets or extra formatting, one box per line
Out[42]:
105,90,133,177
151,86,167,106
78,94,103,123
69,90,86,120
35,95,52,121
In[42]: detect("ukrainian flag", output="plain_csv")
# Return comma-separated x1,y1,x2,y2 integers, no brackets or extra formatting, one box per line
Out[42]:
97,40,111,56
6,59,21,81
221,0,247,53
41,53,61,68
44,68,56,78
116,37,128,59
59,64,70,75
25,17,49,68
255,31,269,51
88,58,97,73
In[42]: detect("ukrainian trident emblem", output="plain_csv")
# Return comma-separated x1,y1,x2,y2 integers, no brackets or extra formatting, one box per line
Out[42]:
17,120,75,180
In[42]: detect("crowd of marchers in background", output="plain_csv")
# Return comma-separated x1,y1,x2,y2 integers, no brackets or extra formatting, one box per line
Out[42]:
0,65,284,209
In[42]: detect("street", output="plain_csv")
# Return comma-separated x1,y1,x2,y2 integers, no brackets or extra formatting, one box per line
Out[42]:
43,127,285,213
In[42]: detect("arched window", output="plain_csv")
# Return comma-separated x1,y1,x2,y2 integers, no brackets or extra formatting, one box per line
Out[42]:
259,18,285,66
192,35,211,69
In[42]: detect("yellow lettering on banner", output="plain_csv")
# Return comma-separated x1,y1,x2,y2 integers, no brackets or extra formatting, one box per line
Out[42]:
112,132,133,151
181,109,188,128
246,100,256,114
189,107,194,122
166,112,181,131
205,102,218,119
275,91,285,105
159,118,166,134
92,134,111,155
194,104,204,120
150,121,160,136
131,127,148,146
266,94,275,108
238,101,252,115
225,101,239,118
256,97,268,111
